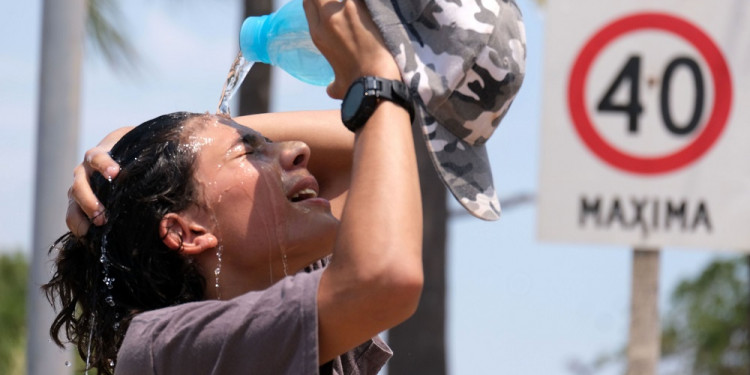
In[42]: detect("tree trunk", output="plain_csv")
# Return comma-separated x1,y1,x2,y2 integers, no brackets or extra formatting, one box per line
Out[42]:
388,124,448,375
27,0,86,374
239,0,273,115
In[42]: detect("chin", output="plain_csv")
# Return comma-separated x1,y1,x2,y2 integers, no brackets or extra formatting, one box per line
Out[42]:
286,216,338,256
309,220,338,252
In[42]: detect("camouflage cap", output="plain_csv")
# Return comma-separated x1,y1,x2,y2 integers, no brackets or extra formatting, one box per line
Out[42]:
363,0,526,220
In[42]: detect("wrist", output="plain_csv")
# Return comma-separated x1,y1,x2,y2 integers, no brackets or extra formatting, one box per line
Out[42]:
353,54,401,82
340,76,414,132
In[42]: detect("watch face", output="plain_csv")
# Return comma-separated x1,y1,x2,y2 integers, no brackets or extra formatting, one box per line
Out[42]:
342,81,365,121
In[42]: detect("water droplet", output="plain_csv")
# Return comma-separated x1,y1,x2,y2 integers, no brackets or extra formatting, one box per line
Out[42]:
105,295,115,307
109,359,115,367
214,244,223,300
65,361,71,367
103,276,115,289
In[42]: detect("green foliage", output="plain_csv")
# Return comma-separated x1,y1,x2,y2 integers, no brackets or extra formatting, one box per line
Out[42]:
86,0,140,72
661,256,749,375
0,251,29,375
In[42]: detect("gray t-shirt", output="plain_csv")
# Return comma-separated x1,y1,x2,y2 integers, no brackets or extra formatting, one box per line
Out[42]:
115,269,392,375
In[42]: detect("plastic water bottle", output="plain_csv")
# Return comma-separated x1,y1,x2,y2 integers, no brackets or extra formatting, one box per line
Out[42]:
240,0,334,86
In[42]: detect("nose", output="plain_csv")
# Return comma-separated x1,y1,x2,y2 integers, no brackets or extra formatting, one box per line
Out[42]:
278,141,311,171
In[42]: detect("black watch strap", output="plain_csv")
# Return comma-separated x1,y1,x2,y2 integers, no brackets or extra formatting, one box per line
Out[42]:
374,78,414,122
341,76,414,132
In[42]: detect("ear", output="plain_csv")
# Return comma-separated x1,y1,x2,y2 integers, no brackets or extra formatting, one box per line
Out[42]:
159,213,218,255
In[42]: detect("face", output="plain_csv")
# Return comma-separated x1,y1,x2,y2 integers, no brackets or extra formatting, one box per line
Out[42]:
185,115,339,281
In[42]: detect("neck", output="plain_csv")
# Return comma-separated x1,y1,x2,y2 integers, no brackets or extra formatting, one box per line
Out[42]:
199,250,317,300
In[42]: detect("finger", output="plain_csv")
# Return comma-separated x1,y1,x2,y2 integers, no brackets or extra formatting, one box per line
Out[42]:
304,0,347,27
302,0,320,29
84,147,120,181
66,196,91,237
305,0,339,8
327,81,346,100
70,165,107,227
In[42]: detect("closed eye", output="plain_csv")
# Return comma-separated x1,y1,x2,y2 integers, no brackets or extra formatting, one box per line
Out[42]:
231,132,271,158
241,133,265,155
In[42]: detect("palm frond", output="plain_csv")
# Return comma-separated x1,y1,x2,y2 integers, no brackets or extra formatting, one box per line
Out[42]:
86,0,140,72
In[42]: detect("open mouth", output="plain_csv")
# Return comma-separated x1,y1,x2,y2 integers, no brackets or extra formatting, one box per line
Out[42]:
289,188,318,202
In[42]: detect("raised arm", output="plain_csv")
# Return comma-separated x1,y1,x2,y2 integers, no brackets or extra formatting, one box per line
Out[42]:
303,0,423,364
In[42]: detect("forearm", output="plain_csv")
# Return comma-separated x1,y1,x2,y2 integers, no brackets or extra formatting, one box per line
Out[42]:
233,110,352,164
334,103,422,284
318,102,423,360
304,0,424,363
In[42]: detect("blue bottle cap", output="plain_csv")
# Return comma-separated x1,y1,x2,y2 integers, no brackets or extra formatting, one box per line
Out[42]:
240,15,270,64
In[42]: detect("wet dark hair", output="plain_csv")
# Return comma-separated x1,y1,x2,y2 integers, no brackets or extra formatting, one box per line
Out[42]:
43,111,208,374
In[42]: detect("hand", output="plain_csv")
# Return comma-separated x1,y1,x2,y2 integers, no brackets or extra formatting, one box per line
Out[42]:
303,0,400,99
66,127,131,236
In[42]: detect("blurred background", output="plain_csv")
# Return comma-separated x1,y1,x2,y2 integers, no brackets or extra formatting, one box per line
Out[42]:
0,0,746,374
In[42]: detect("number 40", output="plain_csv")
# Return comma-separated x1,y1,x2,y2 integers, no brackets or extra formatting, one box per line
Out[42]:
597,55,705,136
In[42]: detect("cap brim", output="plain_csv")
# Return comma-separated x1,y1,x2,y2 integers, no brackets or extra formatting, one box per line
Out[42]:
415,104,501,221
364,0,506,221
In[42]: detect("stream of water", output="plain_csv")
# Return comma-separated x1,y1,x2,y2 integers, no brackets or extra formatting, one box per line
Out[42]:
215,52,291,284
217,51,254,116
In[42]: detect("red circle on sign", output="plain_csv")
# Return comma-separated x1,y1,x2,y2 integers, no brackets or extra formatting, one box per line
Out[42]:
568,12,733,175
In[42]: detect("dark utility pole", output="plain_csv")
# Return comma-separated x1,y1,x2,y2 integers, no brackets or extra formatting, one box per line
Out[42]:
239,0,273,115
389,124,449,375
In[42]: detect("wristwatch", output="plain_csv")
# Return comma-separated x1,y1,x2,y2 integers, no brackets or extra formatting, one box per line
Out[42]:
341,76,414,132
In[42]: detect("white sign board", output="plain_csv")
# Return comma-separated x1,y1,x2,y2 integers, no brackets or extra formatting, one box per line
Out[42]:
538,0,750,250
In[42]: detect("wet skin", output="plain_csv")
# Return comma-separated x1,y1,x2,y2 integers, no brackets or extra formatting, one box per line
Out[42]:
182,115,340,295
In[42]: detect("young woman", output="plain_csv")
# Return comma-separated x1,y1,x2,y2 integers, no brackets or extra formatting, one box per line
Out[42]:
47,0,423,373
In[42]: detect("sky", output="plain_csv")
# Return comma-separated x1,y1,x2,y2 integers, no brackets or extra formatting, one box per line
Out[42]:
0,0,735,374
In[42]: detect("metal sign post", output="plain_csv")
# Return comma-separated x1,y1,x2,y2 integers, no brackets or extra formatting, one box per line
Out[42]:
626,248,660,375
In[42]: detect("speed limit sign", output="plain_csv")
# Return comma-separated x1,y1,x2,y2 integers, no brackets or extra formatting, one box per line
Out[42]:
538,1,750,250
